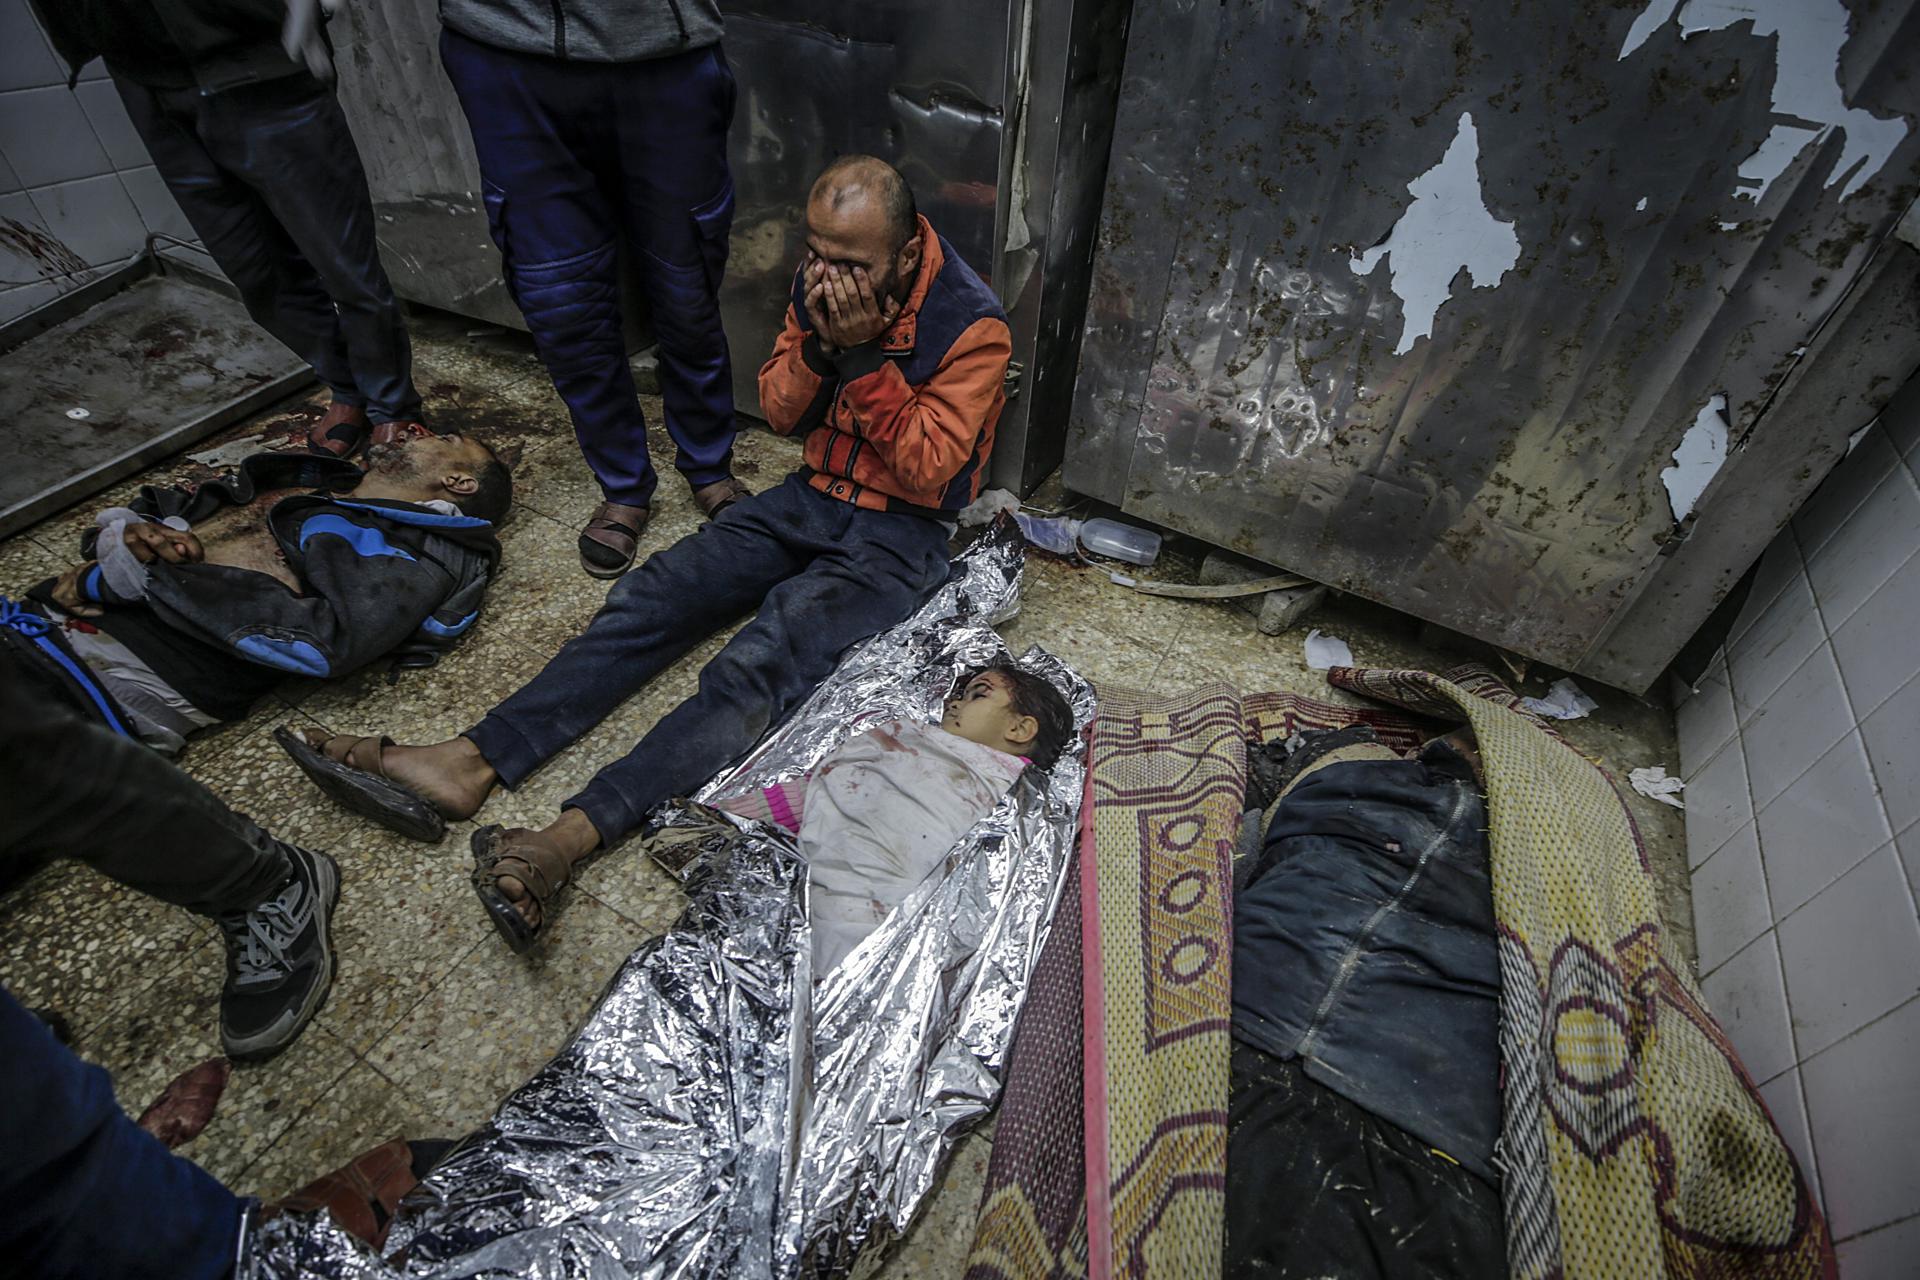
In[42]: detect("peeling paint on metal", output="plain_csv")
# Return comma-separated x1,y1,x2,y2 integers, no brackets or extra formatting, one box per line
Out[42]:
1348,112,1520,357
1662,394,1730,522
1620,0,1909,201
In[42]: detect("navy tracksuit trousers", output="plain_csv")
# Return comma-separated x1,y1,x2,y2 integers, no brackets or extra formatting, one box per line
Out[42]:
440,28,739,509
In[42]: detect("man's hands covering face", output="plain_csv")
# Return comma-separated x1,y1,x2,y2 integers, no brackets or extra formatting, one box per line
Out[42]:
804,259,900,356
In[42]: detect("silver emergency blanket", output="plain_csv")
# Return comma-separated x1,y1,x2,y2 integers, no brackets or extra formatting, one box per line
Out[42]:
243,519,1093,1279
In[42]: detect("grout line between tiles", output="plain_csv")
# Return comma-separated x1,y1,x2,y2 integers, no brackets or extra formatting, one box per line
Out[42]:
227,1024,370,1191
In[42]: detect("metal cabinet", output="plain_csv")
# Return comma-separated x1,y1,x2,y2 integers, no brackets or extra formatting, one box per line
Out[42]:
1065,0,1920,691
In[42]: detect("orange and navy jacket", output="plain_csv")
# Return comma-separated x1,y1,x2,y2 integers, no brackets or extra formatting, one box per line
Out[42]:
757,215,1011,517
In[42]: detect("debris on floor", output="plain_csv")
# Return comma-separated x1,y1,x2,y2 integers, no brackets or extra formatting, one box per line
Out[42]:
1304,629,1355,669
1520,676,1600,721
1629,765,1687,809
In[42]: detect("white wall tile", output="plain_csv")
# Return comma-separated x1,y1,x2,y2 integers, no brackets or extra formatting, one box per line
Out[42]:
1802,995,1920,1239
0,0,64,93
0,188,53,284
1700,932,1796,1084
1899,824,1920,903
1676,668,1737,778
1778,847,1920,1059
1836,1214,1920,1280
119,164,193,241
0,143,17,190
1693,823,1771,974
1832,547,1920,721
73,79,148,171
1805,466,1920,630
28,173,145,269
1862,672,1920,840
0,276,61,323
1877,370,1920,462
1730,571,1824,721
1756,1069,1821,1208
1742,645,1855,810
1729,535,1806,644
1685,736,1752,869
1794,429,1904,559
0,84,109,188
1756,732,1893,917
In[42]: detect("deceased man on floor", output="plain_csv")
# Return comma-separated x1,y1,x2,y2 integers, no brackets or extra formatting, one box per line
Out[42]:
4,429,510,753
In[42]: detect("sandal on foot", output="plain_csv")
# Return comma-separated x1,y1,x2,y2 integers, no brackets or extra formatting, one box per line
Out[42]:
306,402,372,458
470,824,575,953
579,500,650,578
691,476,751,521
274,727,447,842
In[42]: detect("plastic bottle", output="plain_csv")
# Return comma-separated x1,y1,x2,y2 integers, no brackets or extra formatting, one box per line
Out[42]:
1078,518,1161,566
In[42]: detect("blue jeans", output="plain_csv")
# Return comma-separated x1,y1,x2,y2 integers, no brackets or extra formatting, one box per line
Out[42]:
0,986,243,1279
439,28,739,508
466,477,954,841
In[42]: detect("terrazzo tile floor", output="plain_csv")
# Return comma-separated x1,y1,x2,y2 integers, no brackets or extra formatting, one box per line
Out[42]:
0,311,1694,1276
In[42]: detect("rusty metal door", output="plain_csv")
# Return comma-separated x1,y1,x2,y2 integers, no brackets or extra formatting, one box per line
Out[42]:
1065,0,1920,691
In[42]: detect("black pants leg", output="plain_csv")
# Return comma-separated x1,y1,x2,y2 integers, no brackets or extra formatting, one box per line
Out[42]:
0,643,290,916
113,72,423,423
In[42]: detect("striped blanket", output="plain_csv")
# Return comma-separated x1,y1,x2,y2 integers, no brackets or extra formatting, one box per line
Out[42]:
966,667,1832,1280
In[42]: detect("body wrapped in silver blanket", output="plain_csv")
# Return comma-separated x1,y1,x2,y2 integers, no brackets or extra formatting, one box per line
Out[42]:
243,520,1094,1279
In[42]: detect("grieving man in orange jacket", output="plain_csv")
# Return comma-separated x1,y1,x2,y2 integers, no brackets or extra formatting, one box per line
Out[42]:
280,155,1014,952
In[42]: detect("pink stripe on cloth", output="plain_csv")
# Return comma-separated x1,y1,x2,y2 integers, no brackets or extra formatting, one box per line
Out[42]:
762,783,801,831
1077,756,1113,1280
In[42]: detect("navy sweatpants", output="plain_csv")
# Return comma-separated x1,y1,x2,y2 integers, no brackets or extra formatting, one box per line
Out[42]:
439,28,739,509
466,476,953,842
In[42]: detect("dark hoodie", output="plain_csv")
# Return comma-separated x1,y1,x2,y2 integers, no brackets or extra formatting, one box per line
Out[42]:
34,453,501,721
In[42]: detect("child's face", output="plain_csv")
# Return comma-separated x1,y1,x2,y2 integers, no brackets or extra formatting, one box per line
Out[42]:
942,671,1030,755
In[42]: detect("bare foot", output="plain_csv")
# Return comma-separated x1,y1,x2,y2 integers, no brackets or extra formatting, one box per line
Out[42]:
491,809,601,927
307,730,497,818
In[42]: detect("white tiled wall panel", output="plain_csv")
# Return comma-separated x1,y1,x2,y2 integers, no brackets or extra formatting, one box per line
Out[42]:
1682,386,1920,1259
0,0,203,322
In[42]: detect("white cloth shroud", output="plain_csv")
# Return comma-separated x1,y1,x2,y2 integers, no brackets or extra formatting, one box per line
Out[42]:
803,720,1025,976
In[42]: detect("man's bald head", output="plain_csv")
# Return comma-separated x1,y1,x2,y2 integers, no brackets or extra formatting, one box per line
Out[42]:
802,155,925,306
810,155,918,250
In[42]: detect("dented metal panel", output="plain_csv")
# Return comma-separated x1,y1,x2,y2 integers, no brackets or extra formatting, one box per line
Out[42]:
1067,0,1920,690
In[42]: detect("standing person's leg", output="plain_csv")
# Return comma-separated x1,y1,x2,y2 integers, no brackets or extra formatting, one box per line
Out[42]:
613,44,741,514
0,986,244,1280
0,646,339,1061
438,28,658,575
192,75,424,432
112,74,366,445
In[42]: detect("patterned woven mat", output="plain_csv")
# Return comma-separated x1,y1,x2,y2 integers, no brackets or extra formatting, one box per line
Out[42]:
966,667,1831,1280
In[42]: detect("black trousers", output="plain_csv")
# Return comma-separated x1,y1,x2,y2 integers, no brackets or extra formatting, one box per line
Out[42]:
0,636,289,917
114,70,423,424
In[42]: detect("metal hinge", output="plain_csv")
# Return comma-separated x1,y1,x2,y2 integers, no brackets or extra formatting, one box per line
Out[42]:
1004,361,1025,400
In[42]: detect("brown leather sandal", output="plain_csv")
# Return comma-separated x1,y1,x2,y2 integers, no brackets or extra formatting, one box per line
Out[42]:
691,476,751,521
579,500,650,578
470,824,576,953
306,401,372,457
274,727,447,842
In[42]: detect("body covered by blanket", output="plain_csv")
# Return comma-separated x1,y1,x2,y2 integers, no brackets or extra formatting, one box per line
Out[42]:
967,667,1831,1280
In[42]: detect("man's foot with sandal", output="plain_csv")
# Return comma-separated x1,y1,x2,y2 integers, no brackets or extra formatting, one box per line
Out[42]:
692,476,751,521
306,401,372,457
579,500,650,578
469,808,600,953
275,727,497,842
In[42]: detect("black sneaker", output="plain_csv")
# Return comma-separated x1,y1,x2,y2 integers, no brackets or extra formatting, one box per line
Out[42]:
216,845,340,1062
